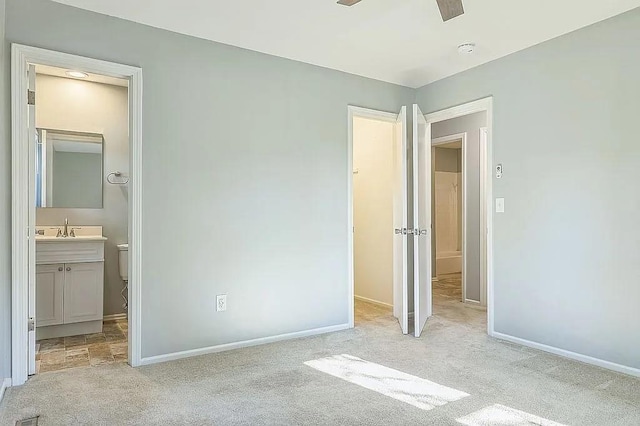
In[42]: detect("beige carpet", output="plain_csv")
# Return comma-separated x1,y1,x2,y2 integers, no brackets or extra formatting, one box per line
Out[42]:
1,292,639,425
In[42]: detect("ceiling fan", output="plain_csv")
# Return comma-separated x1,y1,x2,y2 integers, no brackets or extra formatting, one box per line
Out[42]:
337,0,464,22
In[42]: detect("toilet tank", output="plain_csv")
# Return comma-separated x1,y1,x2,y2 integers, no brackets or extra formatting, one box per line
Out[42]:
117,243,128,281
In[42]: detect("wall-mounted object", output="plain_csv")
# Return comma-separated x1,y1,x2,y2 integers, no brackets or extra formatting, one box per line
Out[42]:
106,171,129,185
36,129,104,208
495,164,503,179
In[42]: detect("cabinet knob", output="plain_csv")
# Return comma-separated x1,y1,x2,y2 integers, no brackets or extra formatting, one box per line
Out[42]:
58,267,63,272
66,267,71,272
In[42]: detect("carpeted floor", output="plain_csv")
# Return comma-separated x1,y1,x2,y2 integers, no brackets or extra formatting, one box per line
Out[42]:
1,291,639,425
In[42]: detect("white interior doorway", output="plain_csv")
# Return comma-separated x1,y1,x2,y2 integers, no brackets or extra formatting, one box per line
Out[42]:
347,106,409,334
11,44,143,386
413,98,494,336
432,134,466,302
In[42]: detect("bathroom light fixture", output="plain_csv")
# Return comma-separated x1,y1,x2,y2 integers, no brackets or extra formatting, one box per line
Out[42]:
457,43,475,54
65,70,88,78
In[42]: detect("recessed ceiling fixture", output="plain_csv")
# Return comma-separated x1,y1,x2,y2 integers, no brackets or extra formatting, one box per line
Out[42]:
457,43,475,54
65,70,88,79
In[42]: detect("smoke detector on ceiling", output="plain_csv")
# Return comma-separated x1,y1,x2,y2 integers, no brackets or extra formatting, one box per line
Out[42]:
457,43,476,54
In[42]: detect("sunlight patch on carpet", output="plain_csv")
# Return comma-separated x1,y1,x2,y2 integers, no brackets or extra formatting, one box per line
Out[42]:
456,404,567,426
305,354,469,411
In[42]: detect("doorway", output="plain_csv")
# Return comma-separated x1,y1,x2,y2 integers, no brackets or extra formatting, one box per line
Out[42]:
432,134,465,304
348,106,409,334
415,98,493,336
11,45,143,386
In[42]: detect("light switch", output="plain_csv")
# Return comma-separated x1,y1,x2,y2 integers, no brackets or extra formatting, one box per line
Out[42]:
495,198,505,213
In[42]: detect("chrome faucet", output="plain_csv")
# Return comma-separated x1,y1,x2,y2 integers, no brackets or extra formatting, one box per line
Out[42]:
63,218,69,238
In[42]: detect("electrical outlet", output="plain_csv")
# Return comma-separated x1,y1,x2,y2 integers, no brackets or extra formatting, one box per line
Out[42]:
216,294,227,312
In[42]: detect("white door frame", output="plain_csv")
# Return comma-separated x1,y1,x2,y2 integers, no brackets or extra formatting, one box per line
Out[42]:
424,97,494,335
347,105,403,328
11,44,144,386
431,132,467,303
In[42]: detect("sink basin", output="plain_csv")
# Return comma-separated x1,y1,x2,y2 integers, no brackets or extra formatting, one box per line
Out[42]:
35,225,107,242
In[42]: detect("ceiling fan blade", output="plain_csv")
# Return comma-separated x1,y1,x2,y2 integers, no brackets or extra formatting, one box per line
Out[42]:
436,0,464,22
337,0,363,6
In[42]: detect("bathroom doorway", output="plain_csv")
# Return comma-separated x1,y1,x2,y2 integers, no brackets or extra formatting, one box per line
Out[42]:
11,45,143,385
348,106,410,334
428,107,489,328
432,135,465,303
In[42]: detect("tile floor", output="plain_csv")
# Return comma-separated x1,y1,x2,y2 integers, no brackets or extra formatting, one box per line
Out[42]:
35,318,128,373
433,273,463,301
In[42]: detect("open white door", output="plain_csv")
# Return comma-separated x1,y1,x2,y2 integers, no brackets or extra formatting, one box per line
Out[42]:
392,106,409,334
413,104,432,337
28,64,37,375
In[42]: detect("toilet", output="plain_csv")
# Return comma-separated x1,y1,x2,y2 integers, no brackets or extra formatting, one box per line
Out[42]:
117,243,128,309
117,243,128,281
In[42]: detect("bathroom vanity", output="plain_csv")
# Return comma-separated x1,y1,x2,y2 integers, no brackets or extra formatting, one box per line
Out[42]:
35,225,107,339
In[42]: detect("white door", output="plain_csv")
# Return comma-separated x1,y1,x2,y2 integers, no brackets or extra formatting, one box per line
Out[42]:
64,262,104,324
392,106,409,334
27,64,37,375
413,104,432,337
35,264,65,327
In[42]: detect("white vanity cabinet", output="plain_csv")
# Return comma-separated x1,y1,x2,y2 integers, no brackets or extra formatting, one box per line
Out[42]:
35,231,107,339
35,264,65,327
63,262,104,324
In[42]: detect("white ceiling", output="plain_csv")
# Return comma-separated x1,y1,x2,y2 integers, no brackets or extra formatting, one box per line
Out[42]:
52,0,640,88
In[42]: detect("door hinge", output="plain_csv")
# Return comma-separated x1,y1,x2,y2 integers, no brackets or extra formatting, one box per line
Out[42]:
28,317,35,331
27,90,35,106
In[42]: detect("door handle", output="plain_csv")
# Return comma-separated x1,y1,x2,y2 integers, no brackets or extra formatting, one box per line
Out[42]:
66,266,71,272
395,228,416,235
58,266,63,272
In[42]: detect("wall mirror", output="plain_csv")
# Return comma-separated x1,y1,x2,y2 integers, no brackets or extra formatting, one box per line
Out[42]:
36,129,104,208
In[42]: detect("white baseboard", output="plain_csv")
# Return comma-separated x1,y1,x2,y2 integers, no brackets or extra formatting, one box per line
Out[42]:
492,332,640,378
140,323,351,366
354,295,393,309
0,378,11,403
103,313,128,322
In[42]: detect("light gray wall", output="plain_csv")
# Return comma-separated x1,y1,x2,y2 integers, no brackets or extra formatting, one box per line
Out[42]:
417,8,640,369
0,0,8,382
51,151,103,208
36,74,129,317
432,112,486,301
3,0,414,360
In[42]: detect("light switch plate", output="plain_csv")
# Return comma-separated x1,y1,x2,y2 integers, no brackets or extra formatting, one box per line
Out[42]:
495,198,505,213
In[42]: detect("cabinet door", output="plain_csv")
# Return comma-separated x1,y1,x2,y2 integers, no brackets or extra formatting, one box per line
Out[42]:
36,264,65,326
63,262,104,324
